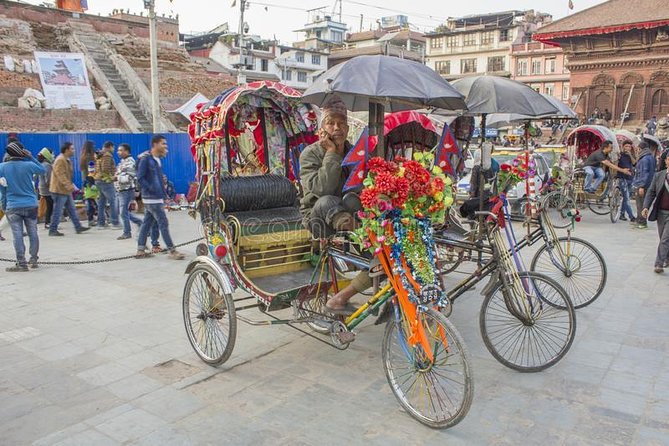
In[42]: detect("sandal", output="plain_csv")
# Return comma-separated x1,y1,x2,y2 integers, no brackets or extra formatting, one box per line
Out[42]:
151,246,163,254
325,302,359,315
135,250,154,259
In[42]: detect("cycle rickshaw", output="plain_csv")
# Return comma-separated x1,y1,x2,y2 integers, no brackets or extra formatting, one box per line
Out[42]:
545,125,623,224
183,80,474,429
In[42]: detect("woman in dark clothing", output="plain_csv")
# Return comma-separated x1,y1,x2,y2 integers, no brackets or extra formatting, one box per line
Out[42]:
79,140,97,181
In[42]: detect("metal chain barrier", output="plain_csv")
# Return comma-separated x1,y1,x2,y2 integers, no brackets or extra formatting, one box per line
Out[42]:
0,237,204,265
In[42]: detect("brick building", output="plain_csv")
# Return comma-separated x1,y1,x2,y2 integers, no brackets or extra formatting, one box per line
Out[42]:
511,40,571,104
425,10,552,81
533,0,669,125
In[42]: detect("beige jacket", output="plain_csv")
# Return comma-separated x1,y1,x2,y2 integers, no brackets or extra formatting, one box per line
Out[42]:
49,154,75,195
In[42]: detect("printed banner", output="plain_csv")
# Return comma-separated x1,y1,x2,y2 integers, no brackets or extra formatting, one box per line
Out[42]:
34,52,95,110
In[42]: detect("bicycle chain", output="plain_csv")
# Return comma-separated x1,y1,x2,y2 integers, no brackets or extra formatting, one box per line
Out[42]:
0,237,204,265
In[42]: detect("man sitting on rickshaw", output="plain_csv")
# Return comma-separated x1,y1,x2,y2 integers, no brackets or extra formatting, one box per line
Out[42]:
299,96,371,314
583,140,631,193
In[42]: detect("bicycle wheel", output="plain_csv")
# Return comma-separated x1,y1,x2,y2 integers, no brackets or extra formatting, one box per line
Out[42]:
480,271,576,372
435,242,466,275
382,307,473,429
588,187,610,215
542,190,574,229
183,263,237,365
609,185,622,223
530,237,607,309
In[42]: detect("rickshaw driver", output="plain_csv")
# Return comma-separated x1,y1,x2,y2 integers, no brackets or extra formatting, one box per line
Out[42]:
299,96,373,315
583,140,631,193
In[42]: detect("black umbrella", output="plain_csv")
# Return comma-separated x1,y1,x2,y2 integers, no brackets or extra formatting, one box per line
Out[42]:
452,76,559,117
451,76,560,219
303,55,467,152
303,55,467,112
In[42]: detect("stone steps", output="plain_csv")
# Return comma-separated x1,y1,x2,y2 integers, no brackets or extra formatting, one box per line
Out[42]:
76,33,153,131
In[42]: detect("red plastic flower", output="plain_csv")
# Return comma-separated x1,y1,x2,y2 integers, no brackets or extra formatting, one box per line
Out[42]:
500,163,511,172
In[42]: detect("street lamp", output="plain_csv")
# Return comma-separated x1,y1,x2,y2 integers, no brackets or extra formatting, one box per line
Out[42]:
144,0,160,132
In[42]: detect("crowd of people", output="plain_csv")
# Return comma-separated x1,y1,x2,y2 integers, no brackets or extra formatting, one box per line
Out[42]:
581,136,669,273
0,135,183,272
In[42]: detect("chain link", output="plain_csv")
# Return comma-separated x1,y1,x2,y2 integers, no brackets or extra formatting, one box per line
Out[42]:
0,237,204,265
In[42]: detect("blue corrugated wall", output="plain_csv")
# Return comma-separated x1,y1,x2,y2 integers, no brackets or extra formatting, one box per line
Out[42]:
0,133,194,193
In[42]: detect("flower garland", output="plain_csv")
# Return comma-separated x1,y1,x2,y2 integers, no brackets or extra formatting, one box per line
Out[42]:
353,152,454,286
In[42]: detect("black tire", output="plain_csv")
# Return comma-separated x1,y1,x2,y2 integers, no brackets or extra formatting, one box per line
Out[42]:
435,242,466,275
530,237,607,309
480,271,576,372
588,190,610,215
382,308,473,429
542,190,575,229
609,186,622,223
183,263,237,365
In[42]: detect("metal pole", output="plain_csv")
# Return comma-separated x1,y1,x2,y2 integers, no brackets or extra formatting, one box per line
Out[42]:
147,0,160,132
619,84,635,130
237,0,247,85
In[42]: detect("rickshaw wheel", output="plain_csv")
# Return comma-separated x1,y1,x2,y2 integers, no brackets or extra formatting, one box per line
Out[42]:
183,263,237,365
542,190,575,229
382,308,473,429
609,185,622,223
479,272,575,372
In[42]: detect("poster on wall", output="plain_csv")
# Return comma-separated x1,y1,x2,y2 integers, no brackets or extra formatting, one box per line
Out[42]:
34,51,95,110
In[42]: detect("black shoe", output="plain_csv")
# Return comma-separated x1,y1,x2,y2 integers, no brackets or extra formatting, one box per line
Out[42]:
6,265,29,272
117,233,132,240
29,259,39,269
619,216,627,221
48,231,64,237
76,227,91,234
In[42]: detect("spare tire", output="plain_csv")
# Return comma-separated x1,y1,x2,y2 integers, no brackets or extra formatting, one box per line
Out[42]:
220,174,297,212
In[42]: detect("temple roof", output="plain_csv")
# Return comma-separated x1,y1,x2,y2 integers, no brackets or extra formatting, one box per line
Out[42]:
534,0,669,41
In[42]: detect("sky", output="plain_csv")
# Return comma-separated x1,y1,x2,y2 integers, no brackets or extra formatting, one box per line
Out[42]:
22,0,607,43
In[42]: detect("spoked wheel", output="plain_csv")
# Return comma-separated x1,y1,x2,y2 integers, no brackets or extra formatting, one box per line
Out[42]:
183,263,237,365
588,190,610,215
435,243,466,275
293,287,339,335
382,307,473,429
480,271,576,372
530,237,607,309
542,190,575,229
609,186,622,223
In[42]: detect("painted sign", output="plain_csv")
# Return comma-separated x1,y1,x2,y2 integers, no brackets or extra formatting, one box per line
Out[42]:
34,52,95,110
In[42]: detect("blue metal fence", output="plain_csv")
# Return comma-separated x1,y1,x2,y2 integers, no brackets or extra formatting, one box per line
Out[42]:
0,133,195,194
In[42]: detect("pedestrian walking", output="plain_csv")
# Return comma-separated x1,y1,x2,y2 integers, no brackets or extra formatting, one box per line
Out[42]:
135,135,184,260
115,143,142,240
36,148,54,229
632,141,658,229
0,141,45,271
82,162,99,226
48,142,91,236
617,141,636,221
95,141,120,229
641,155,669,273
79,140,96,180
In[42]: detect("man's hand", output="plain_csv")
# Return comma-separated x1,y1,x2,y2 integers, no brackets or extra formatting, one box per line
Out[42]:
638,187,645,198
318,128,337,153
621,168,631,176
642,208,649,218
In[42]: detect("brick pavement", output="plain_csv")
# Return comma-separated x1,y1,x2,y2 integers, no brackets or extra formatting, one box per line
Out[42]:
0,211,667,445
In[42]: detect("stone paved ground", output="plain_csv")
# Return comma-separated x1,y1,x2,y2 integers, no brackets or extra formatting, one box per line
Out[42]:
0,211,668,445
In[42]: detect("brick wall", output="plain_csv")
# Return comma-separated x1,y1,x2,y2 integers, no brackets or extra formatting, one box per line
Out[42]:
0,0,178,44
0,107,126,132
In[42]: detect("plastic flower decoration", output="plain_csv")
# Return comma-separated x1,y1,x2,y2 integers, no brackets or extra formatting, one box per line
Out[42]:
497,154,531,192
353,152,454,285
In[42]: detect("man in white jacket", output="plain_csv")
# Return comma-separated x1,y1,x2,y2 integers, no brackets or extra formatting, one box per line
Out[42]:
115,143,143,240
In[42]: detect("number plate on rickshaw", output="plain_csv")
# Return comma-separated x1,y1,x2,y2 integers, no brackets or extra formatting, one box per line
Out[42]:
418,284,443,305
